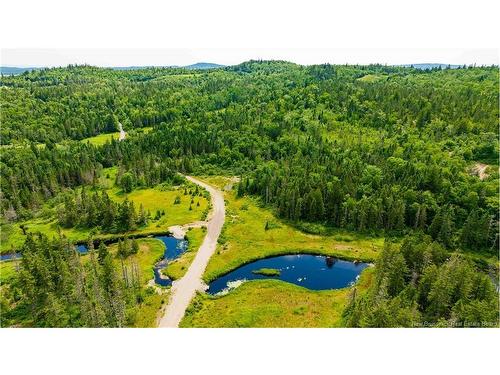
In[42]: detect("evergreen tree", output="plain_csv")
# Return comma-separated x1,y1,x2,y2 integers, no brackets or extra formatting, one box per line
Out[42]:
97,242,109,265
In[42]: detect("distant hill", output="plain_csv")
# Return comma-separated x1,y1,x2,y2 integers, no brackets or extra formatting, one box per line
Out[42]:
400,63,462,70
1,62,224,75
2,62,470,76
1,66,41,75
111,63,223,70
183,62,224,70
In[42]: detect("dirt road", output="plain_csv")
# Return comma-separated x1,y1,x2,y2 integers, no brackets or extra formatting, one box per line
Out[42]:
118,122,126,141
158,176,225,327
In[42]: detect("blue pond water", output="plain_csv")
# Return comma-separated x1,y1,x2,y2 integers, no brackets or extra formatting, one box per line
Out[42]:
207,254,369,295
155,236,188,261
76,244,89,253
153,236,188,287
0,253,21,261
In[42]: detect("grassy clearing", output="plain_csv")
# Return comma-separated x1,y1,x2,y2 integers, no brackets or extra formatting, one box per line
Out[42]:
113,187,208,229
0,167,208,253
0,261,19,283
199,177,383,282
1,218,93,253
129,292,166,327
196,176,236,190
163,227,206,280
357,74,387,83
181,268,373,328
80,132,121,146
79,127,153,146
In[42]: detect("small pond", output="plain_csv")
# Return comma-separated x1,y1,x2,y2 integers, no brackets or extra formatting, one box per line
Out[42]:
153,236,188,287
0,253,21,261
207,254,369,295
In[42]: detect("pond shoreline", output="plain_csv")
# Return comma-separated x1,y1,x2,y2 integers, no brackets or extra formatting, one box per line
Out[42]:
204,248,375,283
206,254,370,295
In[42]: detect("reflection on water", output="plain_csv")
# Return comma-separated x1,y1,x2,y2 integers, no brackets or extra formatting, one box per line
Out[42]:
207,254,369,295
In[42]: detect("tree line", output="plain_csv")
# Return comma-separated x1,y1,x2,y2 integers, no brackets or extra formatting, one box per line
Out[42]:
58,189,147,232
343,234,498,327
1,234,144,327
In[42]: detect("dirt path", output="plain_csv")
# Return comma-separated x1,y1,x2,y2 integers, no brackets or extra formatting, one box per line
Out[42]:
118,122,126,141
158,176,225,327
168,221,207,239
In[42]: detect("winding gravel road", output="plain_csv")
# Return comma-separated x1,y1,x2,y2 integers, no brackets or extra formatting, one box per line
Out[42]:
158,176,225,327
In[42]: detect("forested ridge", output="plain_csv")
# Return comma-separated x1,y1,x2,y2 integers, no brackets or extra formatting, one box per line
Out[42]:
1,61,498,327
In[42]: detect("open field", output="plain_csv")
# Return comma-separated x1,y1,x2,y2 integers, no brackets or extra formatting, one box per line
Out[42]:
357,74,387,83
0,167,208,253
181,268,373,327
199,176,383,282
1,219,93,253
80,132,122,146
79,127,153,146
0,261,18,284
128,292,166,327
163,227,206,280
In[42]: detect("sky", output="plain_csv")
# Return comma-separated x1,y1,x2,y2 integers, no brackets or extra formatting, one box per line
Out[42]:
1,48,498,68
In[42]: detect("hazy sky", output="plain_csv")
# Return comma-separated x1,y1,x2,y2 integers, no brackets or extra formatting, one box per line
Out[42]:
1,48,498,67
1,49,499,67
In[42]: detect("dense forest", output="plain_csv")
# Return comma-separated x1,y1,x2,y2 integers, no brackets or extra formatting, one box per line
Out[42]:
344,234,498,327
1,234,143,327
1,61,498,327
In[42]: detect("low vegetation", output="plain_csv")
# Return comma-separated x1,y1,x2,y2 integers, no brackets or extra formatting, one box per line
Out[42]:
202,180,383,282
80,132,122,146
252,268,281,277
181,269,373,327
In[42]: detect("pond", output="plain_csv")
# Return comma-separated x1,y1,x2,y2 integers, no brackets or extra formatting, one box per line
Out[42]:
207,254,369,295
153,236,188,287
0,253,21,261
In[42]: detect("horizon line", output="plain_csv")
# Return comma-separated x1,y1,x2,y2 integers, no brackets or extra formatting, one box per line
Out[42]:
2,61,497,69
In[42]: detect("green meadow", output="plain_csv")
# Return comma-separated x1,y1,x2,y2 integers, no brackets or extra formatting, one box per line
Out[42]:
0,167,208,253
181,268,374,328
200,176,383,283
